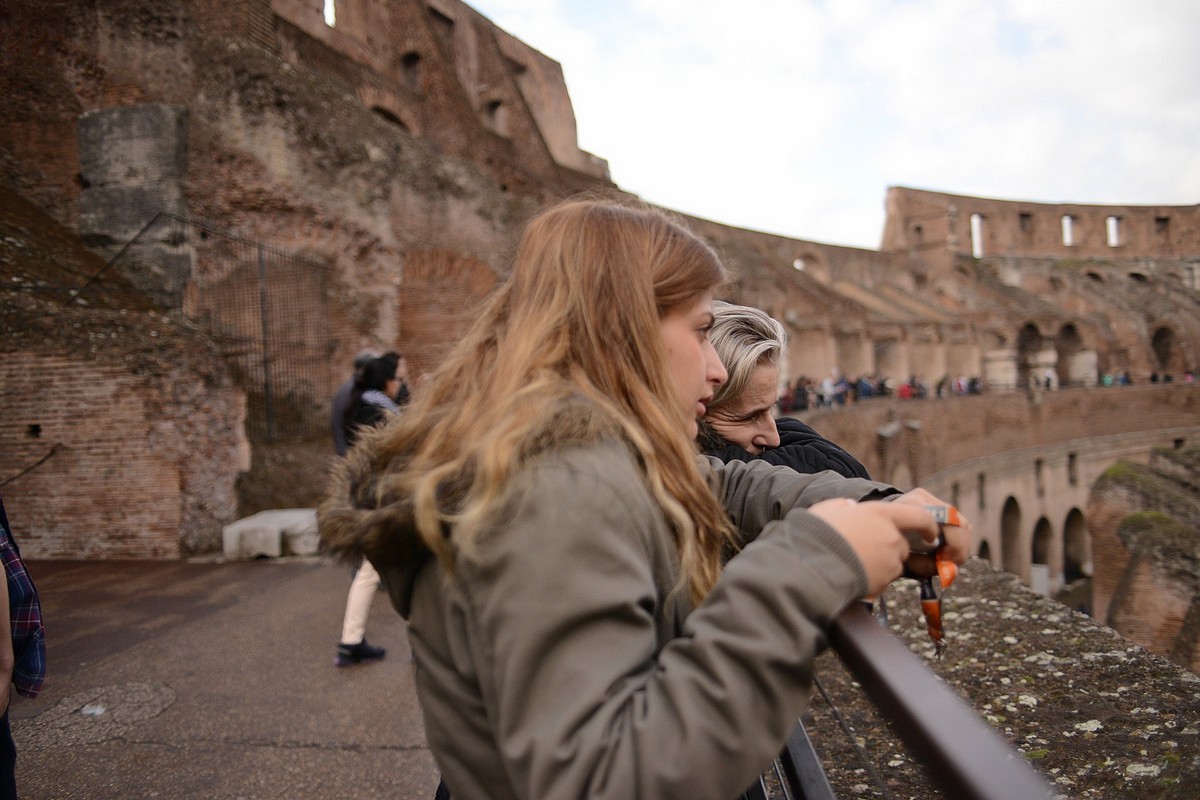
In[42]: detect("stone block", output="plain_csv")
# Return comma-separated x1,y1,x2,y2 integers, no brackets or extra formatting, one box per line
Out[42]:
222,509,318,559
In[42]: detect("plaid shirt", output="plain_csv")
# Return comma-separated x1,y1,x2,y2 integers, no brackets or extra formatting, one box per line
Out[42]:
0,498,46,699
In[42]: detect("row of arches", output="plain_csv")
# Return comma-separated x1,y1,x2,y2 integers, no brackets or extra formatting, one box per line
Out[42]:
975,498,1091,601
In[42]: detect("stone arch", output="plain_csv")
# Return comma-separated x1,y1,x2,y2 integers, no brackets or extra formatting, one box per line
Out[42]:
398,249,499,378
356,85,418,134
1056,323,1084,387
1016,322,1044,390
1031,516,1053,593
484,99,510,137
371,106,409,131
977,539,992,565
1063,507,1089,582
1000,496,1023,580
1151,325,1181,375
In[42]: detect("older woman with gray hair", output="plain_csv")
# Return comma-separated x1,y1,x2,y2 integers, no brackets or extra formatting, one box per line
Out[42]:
698,300,872,479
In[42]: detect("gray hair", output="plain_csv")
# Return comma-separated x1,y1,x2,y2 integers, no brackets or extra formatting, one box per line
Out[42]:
708,301,786,411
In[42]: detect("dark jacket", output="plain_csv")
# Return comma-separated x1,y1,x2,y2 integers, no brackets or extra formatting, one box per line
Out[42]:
700,416,873,480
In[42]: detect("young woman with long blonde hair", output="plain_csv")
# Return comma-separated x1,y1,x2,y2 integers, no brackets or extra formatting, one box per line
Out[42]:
320,197,967,800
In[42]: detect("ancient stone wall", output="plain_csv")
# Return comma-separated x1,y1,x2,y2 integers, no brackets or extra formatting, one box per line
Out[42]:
883,186,1200,277
0,311,249,560
1085,448,1200,671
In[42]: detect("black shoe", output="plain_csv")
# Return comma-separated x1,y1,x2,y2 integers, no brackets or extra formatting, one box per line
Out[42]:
335,639,387,667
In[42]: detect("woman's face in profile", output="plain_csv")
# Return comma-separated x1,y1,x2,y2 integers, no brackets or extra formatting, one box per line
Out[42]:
706,362,781,455
659,292,727,438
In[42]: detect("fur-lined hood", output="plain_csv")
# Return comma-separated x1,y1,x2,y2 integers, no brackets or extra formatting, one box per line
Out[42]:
318,398,628,616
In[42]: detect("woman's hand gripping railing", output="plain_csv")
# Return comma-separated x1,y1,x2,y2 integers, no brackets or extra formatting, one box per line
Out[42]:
827,505,1054,800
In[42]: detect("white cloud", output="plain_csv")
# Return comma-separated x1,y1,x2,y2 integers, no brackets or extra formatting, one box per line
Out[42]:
470,0,1200,248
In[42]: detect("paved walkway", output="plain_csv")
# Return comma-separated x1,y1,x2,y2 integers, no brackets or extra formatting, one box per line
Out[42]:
13,558,439,799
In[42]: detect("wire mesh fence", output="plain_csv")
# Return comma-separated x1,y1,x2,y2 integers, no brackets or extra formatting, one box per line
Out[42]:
108,213,335,441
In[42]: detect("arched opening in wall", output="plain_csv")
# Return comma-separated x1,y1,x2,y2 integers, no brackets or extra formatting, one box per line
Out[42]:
400,52,422,91
1000,496,1023,580
1016,322,1043,390
1056,323,1083,387
970,213,985,258
398,250,498,380
1128,271,1149,284
977,540,992,564
1151,326,1178,373
1086,271,1104,283
1063,508,1089,582
371,106,409,131
323,0,336,27
1030,516,1053,594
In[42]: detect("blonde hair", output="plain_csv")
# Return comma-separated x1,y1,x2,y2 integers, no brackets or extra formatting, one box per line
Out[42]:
348,197,736,604
707,301,786,412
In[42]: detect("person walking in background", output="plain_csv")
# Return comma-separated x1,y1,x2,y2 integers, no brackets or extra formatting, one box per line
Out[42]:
0,497,45,800
332,354,404,667
331,350,378,457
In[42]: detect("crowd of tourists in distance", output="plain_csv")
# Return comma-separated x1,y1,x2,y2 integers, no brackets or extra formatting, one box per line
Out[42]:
782,373,985,411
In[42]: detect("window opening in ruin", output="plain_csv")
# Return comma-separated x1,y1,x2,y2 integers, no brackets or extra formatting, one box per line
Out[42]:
401,53,422,91
1106,216,1121,247
977,472,986,510
1067,452,1078,485
1128,271,1148,283
913,225,923,245
323,0,336,27
1019,212,1033,235
1085,271,1103,283
484,100,510,137
1155,216,1170,238
970,213,984,258
1061,215,1076,246
1174,438,1185,449
1034,458,1045,497
25,424,40,439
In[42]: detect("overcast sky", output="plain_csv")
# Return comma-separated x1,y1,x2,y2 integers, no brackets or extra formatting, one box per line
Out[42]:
467,0,1200,249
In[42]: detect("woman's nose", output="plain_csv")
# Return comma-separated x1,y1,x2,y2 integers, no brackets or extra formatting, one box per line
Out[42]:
706,342,728,387
755,420,780,449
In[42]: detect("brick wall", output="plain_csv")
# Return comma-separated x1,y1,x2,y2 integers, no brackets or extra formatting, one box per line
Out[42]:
0,350,248,559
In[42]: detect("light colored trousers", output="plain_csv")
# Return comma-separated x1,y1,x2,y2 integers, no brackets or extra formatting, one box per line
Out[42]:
339,558,381,645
